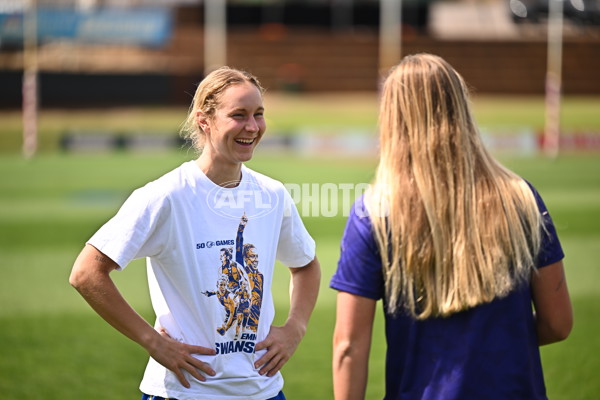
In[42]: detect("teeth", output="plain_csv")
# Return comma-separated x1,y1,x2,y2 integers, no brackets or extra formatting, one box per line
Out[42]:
236,138,254,144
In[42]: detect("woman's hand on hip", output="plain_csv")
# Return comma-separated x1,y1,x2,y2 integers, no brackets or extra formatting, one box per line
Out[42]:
149,329,217,388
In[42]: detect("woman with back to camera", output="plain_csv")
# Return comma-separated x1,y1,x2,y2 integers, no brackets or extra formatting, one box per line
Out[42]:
330,53,572,400
70,67,320,400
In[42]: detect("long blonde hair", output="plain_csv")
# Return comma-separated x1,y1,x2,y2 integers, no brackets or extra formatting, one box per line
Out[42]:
367,54,541,319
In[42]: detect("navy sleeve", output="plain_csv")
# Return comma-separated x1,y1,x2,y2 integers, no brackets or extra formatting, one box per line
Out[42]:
528,183,565,268
330,196,385,300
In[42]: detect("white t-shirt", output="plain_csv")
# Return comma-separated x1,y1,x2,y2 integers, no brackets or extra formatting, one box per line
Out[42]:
88,161,316,400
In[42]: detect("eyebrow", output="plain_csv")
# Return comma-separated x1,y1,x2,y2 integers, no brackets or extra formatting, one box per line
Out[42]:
228,106,265,113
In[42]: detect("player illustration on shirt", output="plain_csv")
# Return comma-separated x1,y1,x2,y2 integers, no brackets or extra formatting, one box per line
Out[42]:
202,214,264,340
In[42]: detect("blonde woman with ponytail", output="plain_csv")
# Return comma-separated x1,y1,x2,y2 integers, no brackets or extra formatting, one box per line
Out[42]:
331,54,572,400
71,67,320,400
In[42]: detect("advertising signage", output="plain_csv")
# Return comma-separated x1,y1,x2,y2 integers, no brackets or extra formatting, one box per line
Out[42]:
0,8,173,47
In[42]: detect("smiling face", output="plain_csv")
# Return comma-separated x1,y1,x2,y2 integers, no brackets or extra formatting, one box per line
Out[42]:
197,82,266,168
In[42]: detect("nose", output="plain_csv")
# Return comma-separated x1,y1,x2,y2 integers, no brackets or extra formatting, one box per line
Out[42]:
245,117,259,133
246,116,260,133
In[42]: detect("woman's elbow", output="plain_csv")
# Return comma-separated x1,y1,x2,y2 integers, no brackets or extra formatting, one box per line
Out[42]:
538,314,573,345
333,338,354,369
69,254,102,291
555,315,574,341
69,262,90,291
69,245,114,290
333,333,370,365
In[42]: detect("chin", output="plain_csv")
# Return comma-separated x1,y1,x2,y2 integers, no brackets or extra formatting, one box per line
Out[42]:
238,152,255,163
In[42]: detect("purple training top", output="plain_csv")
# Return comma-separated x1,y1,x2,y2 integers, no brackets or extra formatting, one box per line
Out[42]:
330,183,564,400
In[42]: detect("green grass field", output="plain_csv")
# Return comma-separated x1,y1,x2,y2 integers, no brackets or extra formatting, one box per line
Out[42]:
1,94,600,154
1,94,599,399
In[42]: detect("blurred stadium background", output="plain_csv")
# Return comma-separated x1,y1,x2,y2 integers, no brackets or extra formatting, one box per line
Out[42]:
2,0,600,155
1,0,599,399
2,0,600,102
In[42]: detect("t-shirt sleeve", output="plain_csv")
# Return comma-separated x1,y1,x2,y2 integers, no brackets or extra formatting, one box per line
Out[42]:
87,183,172,270
330,197,385,300
275,189,316,267
529,183,564,269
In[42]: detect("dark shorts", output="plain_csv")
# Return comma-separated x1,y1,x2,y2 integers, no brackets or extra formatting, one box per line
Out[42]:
142,391,286,400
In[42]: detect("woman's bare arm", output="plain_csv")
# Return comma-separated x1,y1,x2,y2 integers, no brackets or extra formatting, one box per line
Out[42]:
69,244,216,387
531,260,573,345
333,291,376,400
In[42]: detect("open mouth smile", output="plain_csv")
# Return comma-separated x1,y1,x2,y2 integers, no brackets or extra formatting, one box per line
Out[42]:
235,138,256,145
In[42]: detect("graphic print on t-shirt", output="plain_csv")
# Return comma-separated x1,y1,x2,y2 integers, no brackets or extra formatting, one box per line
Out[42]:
202,214,264,344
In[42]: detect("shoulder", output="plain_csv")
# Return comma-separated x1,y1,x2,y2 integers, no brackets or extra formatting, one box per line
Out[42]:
143,162,193,196
331,195,383,299
128,162,192,210
520,178,548,213
347,194,374,233
337,195,377,255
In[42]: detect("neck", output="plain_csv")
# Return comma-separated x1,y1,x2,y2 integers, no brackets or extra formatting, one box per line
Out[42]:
196,154,242,187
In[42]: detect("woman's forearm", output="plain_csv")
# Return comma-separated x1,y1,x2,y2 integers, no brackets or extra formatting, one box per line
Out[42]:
333,291,376,400
286,256,321,333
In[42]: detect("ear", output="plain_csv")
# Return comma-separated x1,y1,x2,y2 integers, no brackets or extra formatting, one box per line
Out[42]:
196,111,210,133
